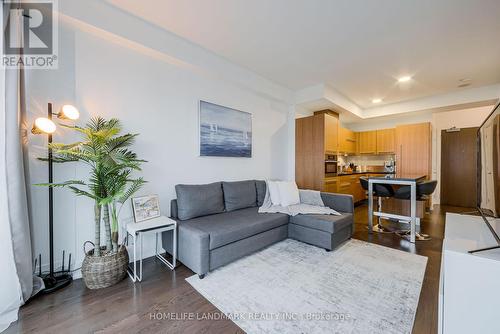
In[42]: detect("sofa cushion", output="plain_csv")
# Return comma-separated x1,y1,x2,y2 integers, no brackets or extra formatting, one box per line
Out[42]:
255,180,266,206
180,207,289,249
222,180,257,212
175,182,225,220
289,213,353,234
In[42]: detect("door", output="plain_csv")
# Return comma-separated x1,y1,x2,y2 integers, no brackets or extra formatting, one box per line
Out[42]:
440,127,478,207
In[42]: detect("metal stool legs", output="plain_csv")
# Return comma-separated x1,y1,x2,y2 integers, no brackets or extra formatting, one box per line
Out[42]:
372,196,392,233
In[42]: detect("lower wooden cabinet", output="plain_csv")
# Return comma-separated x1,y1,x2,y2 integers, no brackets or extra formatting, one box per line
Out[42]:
350,175,366,203
323,178,338,193
337,179,352,195
324,174,366,203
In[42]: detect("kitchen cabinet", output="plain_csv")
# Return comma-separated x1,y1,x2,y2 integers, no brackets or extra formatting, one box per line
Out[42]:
338,127,357,154
324,172,403,203
295,110,339,190
337,178,352,195
334,174,366,203
376,128,395,154
358,130,377,154
395,122,431,177
323,178,338,193
323,113,339,154
349,175,366,202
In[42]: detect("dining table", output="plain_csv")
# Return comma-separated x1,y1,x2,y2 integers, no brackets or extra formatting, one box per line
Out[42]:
367,174,427,243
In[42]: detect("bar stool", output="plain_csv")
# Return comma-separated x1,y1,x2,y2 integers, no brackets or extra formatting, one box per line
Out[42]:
360,177,395,233
393,180,438,241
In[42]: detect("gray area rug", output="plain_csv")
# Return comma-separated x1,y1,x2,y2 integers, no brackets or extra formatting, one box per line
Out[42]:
186,238,427,334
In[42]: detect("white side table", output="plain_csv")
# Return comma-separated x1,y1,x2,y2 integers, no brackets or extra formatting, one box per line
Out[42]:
126,216,176,282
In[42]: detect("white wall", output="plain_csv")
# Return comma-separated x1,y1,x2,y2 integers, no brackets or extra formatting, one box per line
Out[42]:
345,110,433,132
25,3,292,278
431,105,493,204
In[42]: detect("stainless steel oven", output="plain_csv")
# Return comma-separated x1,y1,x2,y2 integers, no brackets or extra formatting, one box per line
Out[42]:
325,154,338,176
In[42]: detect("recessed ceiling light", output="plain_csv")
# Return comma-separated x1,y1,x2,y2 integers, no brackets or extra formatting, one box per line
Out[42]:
458,78,472,88
372,98,382,104
398,76,412,83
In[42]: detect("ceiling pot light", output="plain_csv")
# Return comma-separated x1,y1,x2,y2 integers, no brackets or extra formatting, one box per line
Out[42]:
398,76,412,83
458,78,472,88
372,98,382,104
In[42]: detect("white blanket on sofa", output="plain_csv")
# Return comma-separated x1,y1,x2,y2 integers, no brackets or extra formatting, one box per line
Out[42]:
258,185,340,216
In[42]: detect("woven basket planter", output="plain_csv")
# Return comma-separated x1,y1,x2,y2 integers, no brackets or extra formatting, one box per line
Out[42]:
81,242,129,289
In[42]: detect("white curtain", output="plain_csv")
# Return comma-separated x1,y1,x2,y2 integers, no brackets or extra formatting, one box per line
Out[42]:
0,3,39,331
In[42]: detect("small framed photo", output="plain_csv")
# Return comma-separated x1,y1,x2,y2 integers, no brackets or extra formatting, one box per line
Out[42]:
131,195,161,222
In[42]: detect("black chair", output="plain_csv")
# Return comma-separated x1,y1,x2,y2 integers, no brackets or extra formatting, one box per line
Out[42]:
393,180,438,240
360,177,395,233
393,180,438,200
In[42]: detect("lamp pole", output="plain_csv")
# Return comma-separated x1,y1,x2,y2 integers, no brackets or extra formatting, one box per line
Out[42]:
32,103,79,293
48,102,54,276
40,102,73,294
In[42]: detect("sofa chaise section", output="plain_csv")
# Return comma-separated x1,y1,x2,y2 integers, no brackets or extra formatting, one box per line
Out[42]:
288,193,354,251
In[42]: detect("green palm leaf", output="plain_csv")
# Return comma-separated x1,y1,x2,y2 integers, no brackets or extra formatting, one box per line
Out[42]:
37,116,146,253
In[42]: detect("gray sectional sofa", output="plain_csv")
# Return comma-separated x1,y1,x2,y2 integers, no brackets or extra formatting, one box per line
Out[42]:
162,180,353,279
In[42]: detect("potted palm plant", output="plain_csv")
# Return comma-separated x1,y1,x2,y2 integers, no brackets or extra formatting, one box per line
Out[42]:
41,117,146,289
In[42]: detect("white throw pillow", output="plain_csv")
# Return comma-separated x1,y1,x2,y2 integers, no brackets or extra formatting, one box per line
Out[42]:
267,181,282,206
278,181,300,207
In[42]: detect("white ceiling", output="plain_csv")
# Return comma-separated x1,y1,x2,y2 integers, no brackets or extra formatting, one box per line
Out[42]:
107,0,500,108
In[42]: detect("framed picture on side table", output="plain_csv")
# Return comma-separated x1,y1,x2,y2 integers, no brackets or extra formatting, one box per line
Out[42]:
131,195,161,222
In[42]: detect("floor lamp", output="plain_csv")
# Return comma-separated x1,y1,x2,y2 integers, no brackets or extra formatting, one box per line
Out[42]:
31,102,80,293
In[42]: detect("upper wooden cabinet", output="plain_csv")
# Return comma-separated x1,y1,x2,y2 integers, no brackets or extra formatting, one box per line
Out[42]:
321,113,339,154
395,122,431,178
358,130,377,154
338,127,357,154
376,128,395,154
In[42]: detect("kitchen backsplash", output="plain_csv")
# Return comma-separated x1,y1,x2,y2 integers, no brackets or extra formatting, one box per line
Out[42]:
338,154,395,168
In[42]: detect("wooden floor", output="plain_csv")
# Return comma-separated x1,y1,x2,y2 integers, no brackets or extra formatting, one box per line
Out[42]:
7,204,473,334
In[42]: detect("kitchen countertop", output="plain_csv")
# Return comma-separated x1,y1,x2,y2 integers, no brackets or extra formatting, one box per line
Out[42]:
336,171,395,176
368,174,426,182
